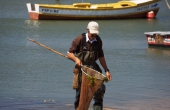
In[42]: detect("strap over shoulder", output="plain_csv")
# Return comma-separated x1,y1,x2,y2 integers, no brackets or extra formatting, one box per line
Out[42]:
82,33,87,51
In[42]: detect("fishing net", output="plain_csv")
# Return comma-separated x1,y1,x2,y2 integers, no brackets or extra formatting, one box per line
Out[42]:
76,66,107,110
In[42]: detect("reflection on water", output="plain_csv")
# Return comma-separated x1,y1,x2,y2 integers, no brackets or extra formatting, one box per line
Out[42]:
146,47,170,56
25,20,41,28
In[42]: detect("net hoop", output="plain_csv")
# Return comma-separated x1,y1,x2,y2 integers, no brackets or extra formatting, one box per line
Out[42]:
81,66,106,81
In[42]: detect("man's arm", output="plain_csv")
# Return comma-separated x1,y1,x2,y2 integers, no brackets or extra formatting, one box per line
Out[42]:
99,57,112,81
67,52,82,67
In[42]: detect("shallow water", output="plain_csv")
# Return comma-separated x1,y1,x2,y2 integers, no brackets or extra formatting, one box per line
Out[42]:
0,0,170,110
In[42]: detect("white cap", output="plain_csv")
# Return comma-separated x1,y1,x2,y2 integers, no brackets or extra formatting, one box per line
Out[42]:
87,21,99,34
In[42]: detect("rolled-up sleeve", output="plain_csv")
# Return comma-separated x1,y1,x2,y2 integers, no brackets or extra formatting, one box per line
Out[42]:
68,36,81,53
98,37,104,58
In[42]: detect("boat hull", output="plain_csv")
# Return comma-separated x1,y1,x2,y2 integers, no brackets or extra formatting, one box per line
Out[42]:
26,0,162,20
28,9,159,20
144,31,170,47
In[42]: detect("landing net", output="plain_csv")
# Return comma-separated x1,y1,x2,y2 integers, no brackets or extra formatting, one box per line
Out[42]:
76,66,107,110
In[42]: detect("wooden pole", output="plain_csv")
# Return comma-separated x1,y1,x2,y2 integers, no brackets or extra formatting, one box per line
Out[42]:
28,38,72,60
165,0,170,9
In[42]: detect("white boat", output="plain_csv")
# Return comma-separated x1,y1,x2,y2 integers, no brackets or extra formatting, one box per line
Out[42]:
144,31,170,47
26,0,162,20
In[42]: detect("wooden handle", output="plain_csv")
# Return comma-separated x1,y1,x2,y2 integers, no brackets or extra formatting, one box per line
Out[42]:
28,38,72,60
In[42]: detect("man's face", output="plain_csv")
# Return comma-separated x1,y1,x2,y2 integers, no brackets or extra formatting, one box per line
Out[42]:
88,30,97,41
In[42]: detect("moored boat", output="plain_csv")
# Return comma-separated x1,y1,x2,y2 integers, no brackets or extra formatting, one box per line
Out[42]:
26,0,162,20
144,31,170,47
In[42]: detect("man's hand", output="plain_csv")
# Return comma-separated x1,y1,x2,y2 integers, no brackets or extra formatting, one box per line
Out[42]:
75,57,82,67
106,71,112,81
67,52,82,67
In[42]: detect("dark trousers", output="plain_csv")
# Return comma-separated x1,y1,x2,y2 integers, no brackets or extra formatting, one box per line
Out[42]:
74,84,106,109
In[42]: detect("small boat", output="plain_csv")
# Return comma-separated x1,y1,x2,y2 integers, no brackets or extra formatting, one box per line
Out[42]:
26,0,162,20
144,31,170,47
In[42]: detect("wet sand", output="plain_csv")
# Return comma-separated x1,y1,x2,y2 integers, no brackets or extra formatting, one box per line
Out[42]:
1,97,170,110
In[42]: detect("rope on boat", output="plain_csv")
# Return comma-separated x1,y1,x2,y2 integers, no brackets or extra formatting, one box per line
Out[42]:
165,0,170,9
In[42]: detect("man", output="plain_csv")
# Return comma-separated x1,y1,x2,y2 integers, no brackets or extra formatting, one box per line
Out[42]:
67,21,112,110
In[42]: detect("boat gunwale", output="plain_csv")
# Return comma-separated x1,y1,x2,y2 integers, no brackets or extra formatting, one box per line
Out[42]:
36,0,161,10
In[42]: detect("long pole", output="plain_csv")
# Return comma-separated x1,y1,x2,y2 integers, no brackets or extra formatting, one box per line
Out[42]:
28,38,72,61
165,0,170,9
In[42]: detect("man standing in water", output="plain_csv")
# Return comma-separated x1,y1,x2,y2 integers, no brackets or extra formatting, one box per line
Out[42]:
67,21,112,110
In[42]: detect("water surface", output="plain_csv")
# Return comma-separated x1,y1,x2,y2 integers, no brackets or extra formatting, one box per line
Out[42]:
0,0,170,110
